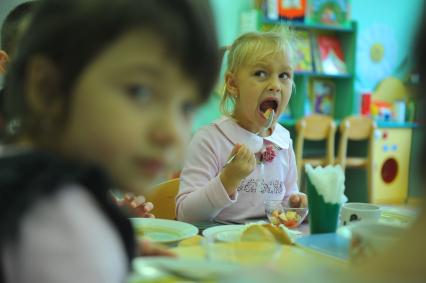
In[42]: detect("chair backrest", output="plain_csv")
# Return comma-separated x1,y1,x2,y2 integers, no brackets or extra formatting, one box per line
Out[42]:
337,115,377,170
336,116,376,202
145,178,180,220
296,114,335,140
295,114,336,187
339,116,375,140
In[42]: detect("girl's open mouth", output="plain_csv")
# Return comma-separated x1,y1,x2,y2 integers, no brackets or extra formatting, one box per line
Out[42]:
258,98,279,118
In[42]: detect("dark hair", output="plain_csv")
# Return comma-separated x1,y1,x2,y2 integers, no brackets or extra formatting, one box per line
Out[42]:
3,0,220,140
1,1,35,55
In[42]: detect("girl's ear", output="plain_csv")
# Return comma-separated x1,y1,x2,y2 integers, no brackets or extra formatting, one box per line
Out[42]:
25,55,64,122
0,50,9,75
225,71,238,97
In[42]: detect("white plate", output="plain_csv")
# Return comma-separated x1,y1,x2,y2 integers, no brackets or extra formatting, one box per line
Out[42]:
202,225,245,242
130,257,240,282
131,218,198,244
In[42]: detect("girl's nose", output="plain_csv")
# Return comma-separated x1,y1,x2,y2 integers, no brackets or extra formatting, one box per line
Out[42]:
268,77,281,93
150,105,183,149
151,119,178,148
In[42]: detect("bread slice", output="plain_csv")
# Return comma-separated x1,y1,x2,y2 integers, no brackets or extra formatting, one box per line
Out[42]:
240,224,293,245
261,224,293,245
240,224,275,242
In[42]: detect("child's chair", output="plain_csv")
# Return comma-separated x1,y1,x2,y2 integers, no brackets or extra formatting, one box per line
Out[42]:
295,114,336,188
336,115,377,202
145,178,180,220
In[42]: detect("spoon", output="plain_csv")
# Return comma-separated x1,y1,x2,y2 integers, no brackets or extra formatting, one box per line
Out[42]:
224,109,275,166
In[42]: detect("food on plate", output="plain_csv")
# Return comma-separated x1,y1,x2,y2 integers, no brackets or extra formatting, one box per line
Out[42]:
240,224,293,245
270,210,302,228
240,224,275,242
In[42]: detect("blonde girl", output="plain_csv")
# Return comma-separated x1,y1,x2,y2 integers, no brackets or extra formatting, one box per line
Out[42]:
177,28,307,223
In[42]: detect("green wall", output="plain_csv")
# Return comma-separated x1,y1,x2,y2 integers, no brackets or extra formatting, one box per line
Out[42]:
191,0,255,132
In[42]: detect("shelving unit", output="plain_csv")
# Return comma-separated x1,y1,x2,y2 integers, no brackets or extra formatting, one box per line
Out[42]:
258,11,419,204
262,18,354,32
261,19,358,124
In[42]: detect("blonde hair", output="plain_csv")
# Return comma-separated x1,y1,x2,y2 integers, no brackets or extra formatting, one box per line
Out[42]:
220,27,296,117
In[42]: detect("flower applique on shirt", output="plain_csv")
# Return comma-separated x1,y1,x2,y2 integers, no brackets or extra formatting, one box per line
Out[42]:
256,142,281,164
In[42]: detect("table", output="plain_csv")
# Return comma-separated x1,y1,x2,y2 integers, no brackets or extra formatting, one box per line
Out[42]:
173,222,349,271
173,242,347,267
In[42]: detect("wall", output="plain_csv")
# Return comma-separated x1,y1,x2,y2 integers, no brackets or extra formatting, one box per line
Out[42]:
191,0,255,132
0,0,28,86
0,0,29,39
210,0,254,46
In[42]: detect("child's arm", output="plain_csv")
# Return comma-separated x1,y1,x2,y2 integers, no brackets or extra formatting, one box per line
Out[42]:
176,127,255,222
220,144,256,195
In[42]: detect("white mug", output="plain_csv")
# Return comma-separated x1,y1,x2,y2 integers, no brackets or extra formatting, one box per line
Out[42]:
340,202,382,226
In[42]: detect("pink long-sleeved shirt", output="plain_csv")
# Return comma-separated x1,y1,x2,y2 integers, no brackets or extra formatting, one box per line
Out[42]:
176,118,298,221
176,117,299,222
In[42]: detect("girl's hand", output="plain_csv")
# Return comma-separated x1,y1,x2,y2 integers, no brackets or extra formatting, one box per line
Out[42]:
220,144,256,195
115,194,155,218
137,239,176,257
289,193,308,208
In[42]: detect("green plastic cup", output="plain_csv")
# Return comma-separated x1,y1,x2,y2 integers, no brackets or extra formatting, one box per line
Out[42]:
306,174,341,234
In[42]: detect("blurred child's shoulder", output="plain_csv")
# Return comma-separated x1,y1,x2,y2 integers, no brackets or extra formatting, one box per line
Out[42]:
0,149,110,191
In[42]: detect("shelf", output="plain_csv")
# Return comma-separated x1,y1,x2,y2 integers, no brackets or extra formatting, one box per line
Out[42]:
262,17,354,32
294,71,353,79
278,117,296,126
376,121,420,129
279,118,420,129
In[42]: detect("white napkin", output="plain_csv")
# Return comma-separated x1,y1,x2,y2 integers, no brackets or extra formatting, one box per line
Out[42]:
305,164,347,204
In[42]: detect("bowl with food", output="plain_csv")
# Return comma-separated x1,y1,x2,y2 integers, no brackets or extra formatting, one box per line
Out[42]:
264,200,308,229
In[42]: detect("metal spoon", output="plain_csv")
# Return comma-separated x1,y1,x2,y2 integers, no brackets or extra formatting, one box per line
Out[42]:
224,109,275,166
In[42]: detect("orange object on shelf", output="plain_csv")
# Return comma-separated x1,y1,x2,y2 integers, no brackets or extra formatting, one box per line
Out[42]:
278,0,306,19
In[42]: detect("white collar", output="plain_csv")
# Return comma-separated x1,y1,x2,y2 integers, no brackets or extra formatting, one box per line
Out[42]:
213,117,291,153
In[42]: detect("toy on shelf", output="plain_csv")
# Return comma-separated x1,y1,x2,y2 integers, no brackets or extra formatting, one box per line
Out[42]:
278,0,307,21
372,77,411,123
371,100,392,122
263,0,279,20
360,92,371,116
305,0,351,27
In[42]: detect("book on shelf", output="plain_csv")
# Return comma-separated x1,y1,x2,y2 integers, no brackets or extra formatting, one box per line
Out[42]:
305,0,351,27
293,30,313,72
313,34,347,75
309,78,335,115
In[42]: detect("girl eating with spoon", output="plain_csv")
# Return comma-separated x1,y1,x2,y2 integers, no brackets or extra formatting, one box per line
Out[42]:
177,28,307,223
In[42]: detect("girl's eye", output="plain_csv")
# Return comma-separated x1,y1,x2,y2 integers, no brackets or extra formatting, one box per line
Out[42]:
279,72,291,80
254,70,267,78
125,85,153,103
